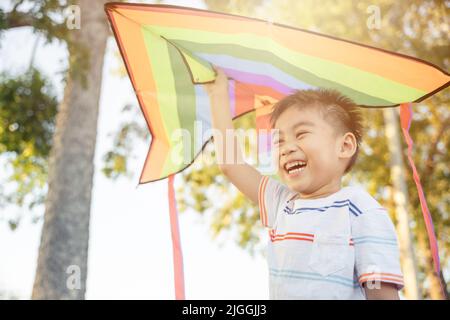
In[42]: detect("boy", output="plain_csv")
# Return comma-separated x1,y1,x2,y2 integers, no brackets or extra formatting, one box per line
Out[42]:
204,67,404,300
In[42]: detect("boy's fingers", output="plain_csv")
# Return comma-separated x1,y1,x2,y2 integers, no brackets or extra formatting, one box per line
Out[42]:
212,64,224,75
211,65,221,80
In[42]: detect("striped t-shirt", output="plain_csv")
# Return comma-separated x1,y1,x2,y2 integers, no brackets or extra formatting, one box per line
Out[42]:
258,176,404,300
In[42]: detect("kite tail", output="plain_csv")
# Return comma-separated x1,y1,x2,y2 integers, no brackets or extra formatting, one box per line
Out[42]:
168,174,186,299
399,103,446,299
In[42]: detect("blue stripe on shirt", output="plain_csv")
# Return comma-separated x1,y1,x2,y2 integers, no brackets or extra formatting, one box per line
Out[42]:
336,199,362,215
352,236,398,246
269,268,360,288
353,240,398,246
283,199,363,217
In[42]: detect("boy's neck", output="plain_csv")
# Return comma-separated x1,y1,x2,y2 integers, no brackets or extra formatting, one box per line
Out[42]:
292,180,342,201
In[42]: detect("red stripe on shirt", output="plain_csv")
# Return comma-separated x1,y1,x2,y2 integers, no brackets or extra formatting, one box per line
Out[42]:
258,176,269,227
270,231,354,245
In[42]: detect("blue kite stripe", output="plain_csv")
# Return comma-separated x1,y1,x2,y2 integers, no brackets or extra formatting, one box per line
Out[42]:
269,268,360,288
283,199,363,217
196,52,315,92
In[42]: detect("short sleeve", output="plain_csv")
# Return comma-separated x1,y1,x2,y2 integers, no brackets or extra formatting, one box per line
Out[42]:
257,176,292,229
351,207,404,291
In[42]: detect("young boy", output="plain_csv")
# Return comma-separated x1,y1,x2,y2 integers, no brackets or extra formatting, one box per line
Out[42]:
204,67,404,300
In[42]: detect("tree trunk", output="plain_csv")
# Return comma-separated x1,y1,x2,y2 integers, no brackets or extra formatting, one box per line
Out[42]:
383,107,421,299
32,0,109,299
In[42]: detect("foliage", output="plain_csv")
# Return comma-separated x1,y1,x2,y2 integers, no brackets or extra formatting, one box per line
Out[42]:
0,68,57,224
1,0,74,44
0,0,91,220
101,104,149,180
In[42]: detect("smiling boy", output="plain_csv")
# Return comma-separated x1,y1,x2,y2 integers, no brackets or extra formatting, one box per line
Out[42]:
204,67,404,300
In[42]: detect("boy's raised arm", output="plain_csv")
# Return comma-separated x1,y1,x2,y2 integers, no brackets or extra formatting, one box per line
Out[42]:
204,67,262,205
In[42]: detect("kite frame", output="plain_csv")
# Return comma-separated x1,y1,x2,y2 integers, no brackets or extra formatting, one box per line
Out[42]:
104,2,450,184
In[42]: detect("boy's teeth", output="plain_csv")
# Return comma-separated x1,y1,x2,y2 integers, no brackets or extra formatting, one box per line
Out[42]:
285,160,306,170
288,167,305,174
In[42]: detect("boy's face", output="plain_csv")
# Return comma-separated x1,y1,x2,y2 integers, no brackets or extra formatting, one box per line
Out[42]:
273,105,348,194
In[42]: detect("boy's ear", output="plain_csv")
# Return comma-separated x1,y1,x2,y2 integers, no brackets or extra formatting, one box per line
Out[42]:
339,132,357,159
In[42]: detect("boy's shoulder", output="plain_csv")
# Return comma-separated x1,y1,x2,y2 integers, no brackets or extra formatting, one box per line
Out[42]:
343,185,385,212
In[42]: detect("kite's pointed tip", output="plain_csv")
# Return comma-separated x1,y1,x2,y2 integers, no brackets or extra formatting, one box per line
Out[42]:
104,2,121,13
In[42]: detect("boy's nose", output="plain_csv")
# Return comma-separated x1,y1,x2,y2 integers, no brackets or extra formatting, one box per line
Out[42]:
280,142,299,156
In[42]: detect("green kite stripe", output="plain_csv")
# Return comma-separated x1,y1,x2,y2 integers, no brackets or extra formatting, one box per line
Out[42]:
144,25,426,103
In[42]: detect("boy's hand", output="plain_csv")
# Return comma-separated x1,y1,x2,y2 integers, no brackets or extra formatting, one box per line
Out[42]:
203,65,263,205
204,66,229,98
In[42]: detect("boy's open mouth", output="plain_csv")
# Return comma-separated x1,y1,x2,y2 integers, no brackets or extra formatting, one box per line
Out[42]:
284,160,307,175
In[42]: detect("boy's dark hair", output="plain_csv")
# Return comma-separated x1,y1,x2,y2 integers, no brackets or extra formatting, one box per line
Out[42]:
269,88,364,174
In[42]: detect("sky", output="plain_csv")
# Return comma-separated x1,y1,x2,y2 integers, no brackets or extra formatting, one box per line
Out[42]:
0,0,270,300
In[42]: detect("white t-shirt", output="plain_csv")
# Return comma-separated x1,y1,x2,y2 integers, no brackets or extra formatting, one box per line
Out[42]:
258,176,404,300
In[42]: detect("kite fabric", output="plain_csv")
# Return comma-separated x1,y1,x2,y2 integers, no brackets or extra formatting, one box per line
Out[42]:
104,3,449,299
105,2,449,183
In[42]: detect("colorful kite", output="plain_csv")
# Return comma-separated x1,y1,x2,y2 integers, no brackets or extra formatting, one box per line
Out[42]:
104,3,449,299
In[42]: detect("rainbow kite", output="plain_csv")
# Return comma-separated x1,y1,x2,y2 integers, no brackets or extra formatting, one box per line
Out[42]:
104,3,449,299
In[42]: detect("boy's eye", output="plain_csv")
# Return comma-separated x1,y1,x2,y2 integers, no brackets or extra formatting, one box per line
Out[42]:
296,132,308,139
274,139,284,145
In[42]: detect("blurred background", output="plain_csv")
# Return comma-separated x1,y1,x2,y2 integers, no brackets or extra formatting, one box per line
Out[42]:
0,0,448,299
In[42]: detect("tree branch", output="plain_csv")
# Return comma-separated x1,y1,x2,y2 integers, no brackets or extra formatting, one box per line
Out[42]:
3,11,35,29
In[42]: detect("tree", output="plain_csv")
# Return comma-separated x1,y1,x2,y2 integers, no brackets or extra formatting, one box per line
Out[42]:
383,107,421,299
31,0,110,299
1,0,110,299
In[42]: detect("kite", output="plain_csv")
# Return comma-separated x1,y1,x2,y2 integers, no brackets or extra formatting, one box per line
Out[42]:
104,2,450,299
